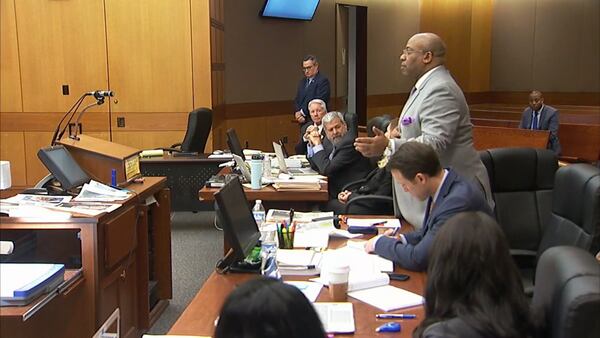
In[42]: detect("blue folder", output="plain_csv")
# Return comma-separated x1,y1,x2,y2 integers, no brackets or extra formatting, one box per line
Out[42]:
0,263,65,306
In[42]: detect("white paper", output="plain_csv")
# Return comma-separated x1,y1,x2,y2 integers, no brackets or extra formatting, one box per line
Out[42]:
0,263,64,297
277,249,321,266
313,302,355,333
286,281,323,302
329,229,362,239
348,285,424,312
9,205,71,220
3,194,72,205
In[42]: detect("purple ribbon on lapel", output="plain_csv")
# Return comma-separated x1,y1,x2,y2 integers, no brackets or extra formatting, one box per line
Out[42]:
401,116,413,126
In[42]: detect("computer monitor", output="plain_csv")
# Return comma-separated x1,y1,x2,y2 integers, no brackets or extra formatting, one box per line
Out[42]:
226,128,244,159
214,177,261,273
37,145,90,191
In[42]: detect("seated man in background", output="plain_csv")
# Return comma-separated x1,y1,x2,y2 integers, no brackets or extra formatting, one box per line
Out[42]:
297,99,331,154
519,90,561,155
327,117,399,215
365,142,493,271
307,111,371,199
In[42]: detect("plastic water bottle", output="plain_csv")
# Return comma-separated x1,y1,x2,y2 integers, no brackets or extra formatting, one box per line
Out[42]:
252,199,266,227
260,241,281,280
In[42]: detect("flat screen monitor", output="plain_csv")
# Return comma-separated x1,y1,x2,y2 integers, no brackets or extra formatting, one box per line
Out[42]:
260,0,320,21
37,145,90,191
214,177,261,272
226,128,244,159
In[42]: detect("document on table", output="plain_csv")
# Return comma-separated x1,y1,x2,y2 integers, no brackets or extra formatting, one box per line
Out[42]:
286,281,323,302
313,302,355,334
348,285,424,312
278,249,322,276
345,217,401,229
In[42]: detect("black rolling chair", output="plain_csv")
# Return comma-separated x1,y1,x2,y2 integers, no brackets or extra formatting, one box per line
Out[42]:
531,246,600,338
168,107,212,154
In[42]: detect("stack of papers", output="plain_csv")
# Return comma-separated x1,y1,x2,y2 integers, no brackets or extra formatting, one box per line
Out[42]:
0,263,65,306
346,217,401,230
1,193,120,217
286,281,323,302
74,180,130,202
313,303,355,334
277,249,323,276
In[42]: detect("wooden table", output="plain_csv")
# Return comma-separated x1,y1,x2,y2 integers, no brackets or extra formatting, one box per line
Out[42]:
169,220,426,338
0,177,172,338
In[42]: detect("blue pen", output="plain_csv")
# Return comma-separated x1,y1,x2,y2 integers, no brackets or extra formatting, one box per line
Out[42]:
376,314,416,319
376,322,401,333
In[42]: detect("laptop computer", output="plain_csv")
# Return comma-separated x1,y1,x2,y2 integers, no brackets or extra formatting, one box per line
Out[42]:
272,142,317,175
232,154,252,182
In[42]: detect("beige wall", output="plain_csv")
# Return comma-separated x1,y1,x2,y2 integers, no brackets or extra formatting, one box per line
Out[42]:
491,0,600,92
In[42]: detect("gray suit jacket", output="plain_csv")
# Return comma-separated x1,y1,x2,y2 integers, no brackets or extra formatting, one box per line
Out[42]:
519,105,561,155
392,66,493,228
374,169,493,271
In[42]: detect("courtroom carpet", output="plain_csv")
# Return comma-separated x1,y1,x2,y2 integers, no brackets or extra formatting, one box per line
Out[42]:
146,211,223,334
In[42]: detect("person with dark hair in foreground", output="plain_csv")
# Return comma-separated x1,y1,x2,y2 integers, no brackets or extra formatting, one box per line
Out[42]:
414,211,533,338
365,142,492,271
214,278,327,338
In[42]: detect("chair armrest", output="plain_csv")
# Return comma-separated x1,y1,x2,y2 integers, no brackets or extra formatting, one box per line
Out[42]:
341,178,368,192
170,142,182,148
510,249,537,269
343,195,394,214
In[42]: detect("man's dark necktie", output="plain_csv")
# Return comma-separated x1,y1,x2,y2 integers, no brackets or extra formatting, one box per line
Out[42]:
531,111,539,130
306,78,312,89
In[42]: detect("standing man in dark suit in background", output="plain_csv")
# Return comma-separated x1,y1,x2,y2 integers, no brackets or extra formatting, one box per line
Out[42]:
294,55,330,155
365,142,493,271
306,112,371,199
519,90,561,155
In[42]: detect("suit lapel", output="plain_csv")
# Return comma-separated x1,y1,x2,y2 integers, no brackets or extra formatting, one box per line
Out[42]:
423,169,457,230
539,106,547,129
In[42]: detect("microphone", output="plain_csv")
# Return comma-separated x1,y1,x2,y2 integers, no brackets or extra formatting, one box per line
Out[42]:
87,90,114,101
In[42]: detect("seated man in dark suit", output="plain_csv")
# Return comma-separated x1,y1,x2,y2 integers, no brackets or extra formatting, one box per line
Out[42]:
294,55,331,155
306,111,371,199
519,90,561,155
365,142,493,271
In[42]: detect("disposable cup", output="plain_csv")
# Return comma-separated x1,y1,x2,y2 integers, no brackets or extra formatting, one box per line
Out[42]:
328,264,350,302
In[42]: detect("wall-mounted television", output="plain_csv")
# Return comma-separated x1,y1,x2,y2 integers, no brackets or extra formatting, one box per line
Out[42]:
260,0,320,21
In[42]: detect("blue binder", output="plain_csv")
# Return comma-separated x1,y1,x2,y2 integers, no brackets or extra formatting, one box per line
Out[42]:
0,263,65,306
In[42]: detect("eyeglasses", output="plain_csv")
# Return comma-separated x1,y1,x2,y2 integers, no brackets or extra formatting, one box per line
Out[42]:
302,65,315,71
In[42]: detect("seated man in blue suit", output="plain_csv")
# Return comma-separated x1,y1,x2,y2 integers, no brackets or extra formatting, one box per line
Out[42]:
294,55,331,155
519,90,561,155
365,142,493,271
306,112,371,199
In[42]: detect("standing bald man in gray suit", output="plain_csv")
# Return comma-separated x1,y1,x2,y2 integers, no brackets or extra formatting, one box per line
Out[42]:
354,33,493,228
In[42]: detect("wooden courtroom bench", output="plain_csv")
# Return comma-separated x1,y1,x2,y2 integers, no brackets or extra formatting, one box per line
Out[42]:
472,126,549,151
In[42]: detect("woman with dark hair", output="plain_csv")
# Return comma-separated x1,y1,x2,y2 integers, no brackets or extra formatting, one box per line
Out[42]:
214,278,327,338
414,211,533,338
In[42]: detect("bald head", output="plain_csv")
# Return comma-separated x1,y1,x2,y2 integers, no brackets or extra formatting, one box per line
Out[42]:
400,32,447,80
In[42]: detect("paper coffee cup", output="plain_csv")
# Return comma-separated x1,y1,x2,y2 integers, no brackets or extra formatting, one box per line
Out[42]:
328,264,350,302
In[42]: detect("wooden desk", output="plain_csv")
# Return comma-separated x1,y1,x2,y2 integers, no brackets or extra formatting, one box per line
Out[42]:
0,177,172,338
199,167,329,209
169,221,425,337
141,152,228,211
472,125,550,151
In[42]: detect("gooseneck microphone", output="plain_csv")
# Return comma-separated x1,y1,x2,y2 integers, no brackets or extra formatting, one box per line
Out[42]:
87,90,114,101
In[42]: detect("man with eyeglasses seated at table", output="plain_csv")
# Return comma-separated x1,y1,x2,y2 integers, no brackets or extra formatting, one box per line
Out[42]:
364,142,493,271
306,111,371,199
294,55,330,155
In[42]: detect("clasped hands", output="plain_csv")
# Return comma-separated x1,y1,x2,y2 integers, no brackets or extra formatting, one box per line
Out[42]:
304,125,322,146
354,126,389,158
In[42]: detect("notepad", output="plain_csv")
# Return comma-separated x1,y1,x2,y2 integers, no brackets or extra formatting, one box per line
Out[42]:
313,302,355,333
348,285,424,312
0,263,65,306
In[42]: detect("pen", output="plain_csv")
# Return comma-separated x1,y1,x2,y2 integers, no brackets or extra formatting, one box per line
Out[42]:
376,314,416,319
375,322,401,333
371,221,388,226
311,215,337,222
289,208,295,225
279,264,316,269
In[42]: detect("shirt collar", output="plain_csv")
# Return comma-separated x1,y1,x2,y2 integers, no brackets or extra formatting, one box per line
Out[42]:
432,169,449,204
533,104,545,114
415,65,443,91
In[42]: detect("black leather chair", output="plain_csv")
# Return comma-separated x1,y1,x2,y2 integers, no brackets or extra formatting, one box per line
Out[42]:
531,246,600,338
479,148,558,251
169,107,212,153
341,111,358,138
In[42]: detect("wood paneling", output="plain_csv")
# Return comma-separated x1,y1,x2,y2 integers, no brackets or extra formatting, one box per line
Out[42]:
112,131,184,151
191,0,213,108
105,0,193,113
0,0,22,112
110,112,189,131
15,0,108,113
0,112,110,132
468,0,492,92
0,132,26,186
224,115,299,152
24,132,52,186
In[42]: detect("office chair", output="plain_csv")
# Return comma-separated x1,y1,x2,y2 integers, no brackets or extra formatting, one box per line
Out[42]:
515,163,600,293
168,107,212,153
531,246,600,338
479,147,558,252
341,111,359,138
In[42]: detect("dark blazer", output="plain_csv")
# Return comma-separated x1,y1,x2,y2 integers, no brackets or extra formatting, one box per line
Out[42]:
519,105,561,155
294,72,330,124
421,318,483,338
326,167,393,215
374,169,493,271
308,133,371,199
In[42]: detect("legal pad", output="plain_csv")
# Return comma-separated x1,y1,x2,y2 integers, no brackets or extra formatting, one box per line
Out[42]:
0,263,65,306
